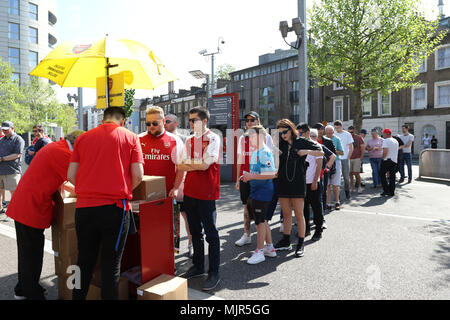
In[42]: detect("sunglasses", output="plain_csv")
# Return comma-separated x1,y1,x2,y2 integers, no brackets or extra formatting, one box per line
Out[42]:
32,130,38,133
189,118,201,124
165,120,172,124
245,118,257,123
280,129,290,135
146,121,160,127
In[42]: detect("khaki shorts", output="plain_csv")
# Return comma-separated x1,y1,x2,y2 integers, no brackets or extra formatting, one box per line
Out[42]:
350,159,361,173
0,173,21,191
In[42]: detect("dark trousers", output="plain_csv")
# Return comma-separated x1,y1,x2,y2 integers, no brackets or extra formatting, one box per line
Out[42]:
14,221,45,300
184,195,220,275
399,153,412,180
380,160,397,196
321,172,329,211
72,205,130,300
304,184,323,233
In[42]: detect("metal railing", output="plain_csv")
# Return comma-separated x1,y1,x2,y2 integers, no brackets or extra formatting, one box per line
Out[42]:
419,149,450,181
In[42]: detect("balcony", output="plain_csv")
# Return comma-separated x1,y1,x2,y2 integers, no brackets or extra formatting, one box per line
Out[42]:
48,33,57,47
48,11,57,26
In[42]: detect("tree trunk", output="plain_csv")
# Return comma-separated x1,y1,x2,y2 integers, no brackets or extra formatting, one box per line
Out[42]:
353,90,363,133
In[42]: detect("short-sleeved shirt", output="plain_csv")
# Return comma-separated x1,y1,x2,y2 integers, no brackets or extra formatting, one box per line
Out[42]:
330,135,344,160
237,134,274,176
0,133,25,175
350,134,365,159
249,145,275,202
423,137,431,147
382,137,399,163
6,140,73,229
306,141,324,184
431,138,438,148
367,138,384,158
182,130,221,201
399,133,414,153
139,130,183,194
335,130,354,160
70,122,144,211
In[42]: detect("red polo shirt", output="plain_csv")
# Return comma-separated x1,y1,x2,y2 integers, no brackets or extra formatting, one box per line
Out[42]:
183,130,221,201
6,140,73,229
70,122,144,210
139,130,183,194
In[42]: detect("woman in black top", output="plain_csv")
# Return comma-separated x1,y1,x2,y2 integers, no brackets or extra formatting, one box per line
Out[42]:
274,119,323,257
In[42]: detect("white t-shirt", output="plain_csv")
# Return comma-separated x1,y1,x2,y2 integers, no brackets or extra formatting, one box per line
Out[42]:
237,134,274,156
306,142,323,184
423,136,431,147
334,130,354,160
382,137,399,163
399,133,414,153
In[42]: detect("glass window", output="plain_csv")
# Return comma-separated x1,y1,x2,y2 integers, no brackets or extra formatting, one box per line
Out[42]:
294,60,299,68
412,87,426,109
8,23,19,40
29,27,38,44
418,60,426,73
29,2,38,20
438,84,450,106
288,60,293,69
362,96,372,116
259,87,275,105
437,46,450,69
334,99,343,122
259,105,275,128
276,64,281,72
281,62,287,71
254,69,260,77
9,47,20,65
379,93,391,115
290,104,300,124
9,0,19,15
29,51,38,68
271,65,276,73
233,75,239,81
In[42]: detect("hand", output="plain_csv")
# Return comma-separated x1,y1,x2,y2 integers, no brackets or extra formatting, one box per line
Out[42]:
235,180,240,191
241,172,252,183
28,150,35,156
168,188,178,198
298,150,308,157
311,181,318,191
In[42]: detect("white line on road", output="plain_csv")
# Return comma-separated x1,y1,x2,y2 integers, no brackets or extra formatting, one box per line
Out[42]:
341,209,450,223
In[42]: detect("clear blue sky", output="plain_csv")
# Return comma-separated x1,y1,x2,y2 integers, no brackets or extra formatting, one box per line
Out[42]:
53,0,446,105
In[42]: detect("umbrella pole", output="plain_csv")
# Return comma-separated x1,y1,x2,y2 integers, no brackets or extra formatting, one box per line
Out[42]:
106,57,110,108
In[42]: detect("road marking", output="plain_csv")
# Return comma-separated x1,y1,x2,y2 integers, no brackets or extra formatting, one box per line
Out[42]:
0,222,220,300
341,209,450,223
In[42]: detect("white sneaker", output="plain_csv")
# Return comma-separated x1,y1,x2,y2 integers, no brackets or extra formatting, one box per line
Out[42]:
358,187,363,194
263,245,277,258
188,244,193,258
235,234,252,247
279,223,284,233
247,250,265,265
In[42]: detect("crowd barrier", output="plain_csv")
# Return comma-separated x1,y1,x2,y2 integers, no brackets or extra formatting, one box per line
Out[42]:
418,149,450,181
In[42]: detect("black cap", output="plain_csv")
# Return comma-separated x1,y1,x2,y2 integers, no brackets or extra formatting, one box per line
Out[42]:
244,111,260,120
312,123,324,130
348,125,355,130
360,129,367,134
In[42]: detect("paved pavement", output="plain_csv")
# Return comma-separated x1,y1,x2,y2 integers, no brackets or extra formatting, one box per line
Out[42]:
1,161,449,300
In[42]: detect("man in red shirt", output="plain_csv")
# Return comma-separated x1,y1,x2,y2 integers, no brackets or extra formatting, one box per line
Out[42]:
6,130,84,300
67,107,144,300
178,107,221,291
348,126,365,193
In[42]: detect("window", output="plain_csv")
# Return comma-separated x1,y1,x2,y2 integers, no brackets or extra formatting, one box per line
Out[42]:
261,67,267,75
29,27,38,44
362,95,372,116
276,64,281,72
233,75,239,81
8,23,19,40
29,3,38,20
411,84,427,110
290,104,300,125
333,82,344,90
9,48,20,65
434,81,450,108
253,69,260,77
435,45,450,70
333,98,344,122
9,0,19,15
29,51,38,68
259,87,275,105
378,92,391,115
288,60,293,69
259,105,275,128
281,62,287,71
418,59,427,73
294,60,299,68
271,65,276,73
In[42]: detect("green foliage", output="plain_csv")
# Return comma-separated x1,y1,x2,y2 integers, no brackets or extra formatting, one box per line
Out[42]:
124,88,135,119
54,104,77,135
216,64,236,80
308,0,445,131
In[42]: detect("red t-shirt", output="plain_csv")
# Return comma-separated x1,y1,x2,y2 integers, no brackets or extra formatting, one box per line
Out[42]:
350,134,365,159
183,130,221,201
70,122,144,210
6,140,73,229
0,132,4,139
139,130,183,194
238,136,251,176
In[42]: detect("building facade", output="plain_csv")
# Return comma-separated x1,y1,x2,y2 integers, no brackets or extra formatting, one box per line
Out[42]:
0,0,57,84
323,17,450,154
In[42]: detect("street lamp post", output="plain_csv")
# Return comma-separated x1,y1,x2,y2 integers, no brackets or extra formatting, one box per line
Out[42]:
199,37,225,99
67,88,84,130
279,0,308,123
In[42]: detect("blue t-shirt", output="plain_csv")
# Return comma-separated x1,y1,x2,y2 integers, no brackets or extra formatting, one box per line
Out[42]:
331,135,344,160
249,145,275,202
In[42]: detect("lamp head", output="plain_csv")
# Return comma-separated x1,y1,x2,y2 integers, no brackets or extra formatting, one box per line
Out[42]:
199,49,207,55
292,18,305,36
279,21,289,38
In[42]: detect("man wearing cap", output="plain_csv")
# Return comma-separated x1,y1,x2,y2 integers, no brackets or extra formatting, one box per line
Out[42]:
6,130,84,300
0,121,25,216
380,129,399,197
235,111,274,247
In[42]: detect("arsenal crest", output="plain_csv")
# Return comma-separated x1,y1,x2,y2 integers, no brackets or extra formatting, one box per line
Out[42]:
164,141,171,148
72,44,92,54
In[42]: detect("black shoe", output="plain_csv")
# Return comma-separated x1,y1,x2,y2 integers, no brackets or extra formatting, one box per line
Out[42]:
399,178,405,183
274,237,292,251
326,204,333,211
305,229,311,237
183,266,206,279
345,191,350,200
361,182,366,187
407,179,412,184
335,203,340,210
202,273,220,291
380,192,389,197
14,285,47,300
294,244,304,257
312,229,322,241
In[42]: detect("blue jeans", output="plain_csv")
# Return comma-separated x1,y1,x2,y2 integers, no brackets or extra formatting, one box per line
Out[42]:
183,195,220,274
398,153,412,180
369,158,382,186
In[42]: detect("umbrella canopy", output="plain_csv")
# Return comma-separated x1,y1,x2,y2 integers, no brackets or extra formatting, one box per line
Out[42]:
29,37,177,89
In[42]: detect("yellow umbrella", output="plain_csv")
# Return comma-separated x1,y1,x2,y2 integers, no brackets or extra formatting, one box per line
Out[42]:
29,37,177,90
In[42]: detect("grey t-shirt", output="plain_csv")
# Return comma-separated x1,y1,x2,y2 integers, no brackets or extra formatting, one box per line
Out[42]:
399,133,414,153
0,133,25,175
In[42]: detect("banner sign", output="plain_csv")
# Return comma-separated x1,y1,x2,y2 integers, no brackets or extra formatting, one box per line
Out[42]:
96,73,125,109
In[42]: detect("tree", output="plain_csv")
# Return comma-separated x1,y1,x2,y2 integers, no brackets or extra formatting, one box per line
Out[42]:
54,104,77,135
124,88,135,119
216,64,236,80
0,58,29,134
308,0,445,132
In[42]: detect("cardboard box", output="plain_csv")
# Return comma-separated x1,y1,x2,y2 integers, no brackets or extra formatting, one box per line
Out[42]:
54,252,77,276
136,274,187,300
52,194,77,230
57,275,74,300
86,277,129,300
132,176,166,202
